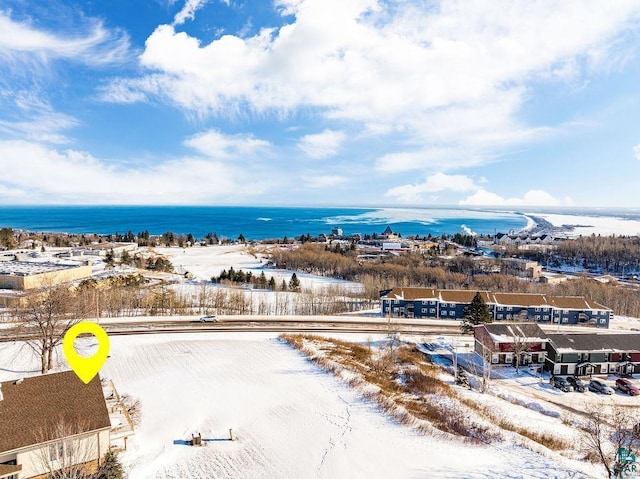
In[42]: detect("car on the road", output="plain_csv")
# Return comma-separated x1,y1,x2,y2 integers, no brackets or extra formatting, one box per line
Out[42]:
566,376,587,392
550,376,574,392
615,378,640,396
589,378,615,395
199,315,218,322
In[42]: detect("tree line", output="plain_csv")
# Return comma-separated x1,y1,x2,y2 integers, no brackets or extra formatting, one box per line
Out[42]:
269,243,640,317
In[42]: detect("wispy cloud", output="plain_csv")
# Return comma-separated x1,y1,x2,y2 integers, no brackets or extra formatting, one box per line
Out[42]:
634,144,640,161
0,10,130,66
304,174,347,189
184,129,270,159
297,130,346,159
173,0,211,26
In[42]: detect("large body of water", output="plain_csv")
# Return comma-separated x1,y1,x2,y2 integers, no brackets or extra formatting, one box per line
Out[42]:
0,205,530,240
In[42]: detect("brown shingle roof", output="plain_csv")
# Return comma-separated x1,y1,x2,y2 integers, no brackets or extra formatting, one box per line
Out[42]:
547,296,608,310
0,464,22,477
0,371,110,454
493,293,548,307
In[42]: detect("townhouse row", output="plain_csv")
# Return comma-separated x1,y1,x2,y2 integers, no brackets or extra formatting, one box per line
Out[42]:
381,288,612,327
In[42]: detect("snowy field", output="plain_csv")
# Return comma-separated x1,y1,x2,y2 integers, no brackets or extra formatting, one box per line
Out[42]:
0,333,601,478
153,245,363,292
530,212,640,237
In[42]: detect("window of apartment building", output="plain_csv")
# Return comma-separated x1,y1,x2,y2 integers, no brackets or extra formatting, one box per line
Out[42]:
497,306,503,311
429,308,436,313
543,315,549,320
562,317,569,323
535,307,541,312
497,314,503,319
421,308,428,313
507,307,512,311
599,318,606,324
449,311,455,316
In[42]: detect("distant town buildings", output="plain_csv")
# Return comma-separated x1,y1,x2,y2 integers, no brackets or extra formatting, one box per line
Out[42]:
0,260,92,291
381,288,612,327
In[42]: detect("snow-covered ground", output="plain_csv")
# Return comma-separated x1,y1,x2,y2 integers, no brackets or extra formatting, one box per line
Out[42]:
0,333,601,478
154,245,363,292
530,212,640,237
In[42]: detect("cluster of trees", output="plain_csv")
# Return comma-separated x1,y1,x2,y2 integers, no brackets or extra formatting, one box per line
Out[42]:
270,243,640,317
214,268,301,292
504,235,640,275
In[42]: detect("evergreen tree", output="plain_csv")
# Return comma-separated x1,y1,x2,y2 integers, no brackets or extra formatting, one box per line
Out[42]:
281,279,288,291
289,273,301,292
455,366,471,389
268,276,276,290
460,291,492,334
97,448,124,479
105,248,115,266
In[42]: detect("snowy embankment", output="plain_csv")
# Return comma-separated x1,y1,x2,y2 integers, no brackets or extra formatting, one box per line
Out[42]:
0,333,599,478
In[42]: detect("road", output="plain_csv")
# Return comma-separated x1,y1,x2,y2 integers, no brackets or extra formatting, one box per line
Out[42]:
0,315,466,342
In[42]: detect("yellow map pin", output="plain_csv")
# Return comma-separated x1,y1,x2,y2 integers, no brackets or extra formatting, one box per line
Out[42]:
63,322,110,384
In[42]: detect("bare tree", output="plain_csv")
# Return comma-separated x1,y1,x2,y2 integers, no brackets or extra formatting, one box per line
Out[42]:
18,285,87,374
508,325,530,374
581,402,640,479
34,419,101,479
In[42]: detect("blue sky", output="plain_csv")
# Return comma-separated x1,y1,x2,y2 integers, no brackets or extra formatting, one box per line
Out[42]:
1,0,640,207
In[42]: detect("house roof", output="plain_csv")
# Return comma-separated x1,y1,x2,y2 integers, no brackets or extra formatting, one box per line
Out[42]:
547,296,608,310
0,370,110,454
493,293,548,307
546,333,640,353
0,464,22,478
382,287,439,301
439,290,492,304
478,322,548,343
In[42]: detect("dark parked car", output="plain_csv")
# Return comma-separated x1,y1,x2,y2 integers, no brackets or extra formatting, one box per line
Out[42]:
567,377,587,392
616,378,640,396
550,376,574,392
589,378,615,395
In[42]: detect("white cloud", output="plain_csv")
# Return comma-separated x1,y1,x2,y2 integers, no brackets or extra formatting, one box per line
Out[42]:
297,130,346,159
460,189,570,207
304,174,347,188
0,140,267,204
634,144,640,161
173,0,211,26
184,129,270,159
103,0,640,170
0,11,130,66
385,173,480,203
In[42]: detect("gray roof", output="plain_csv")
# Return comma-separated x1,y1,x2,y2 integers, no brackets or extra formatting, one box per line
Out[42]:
479,322,547,340
546,333,640,352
